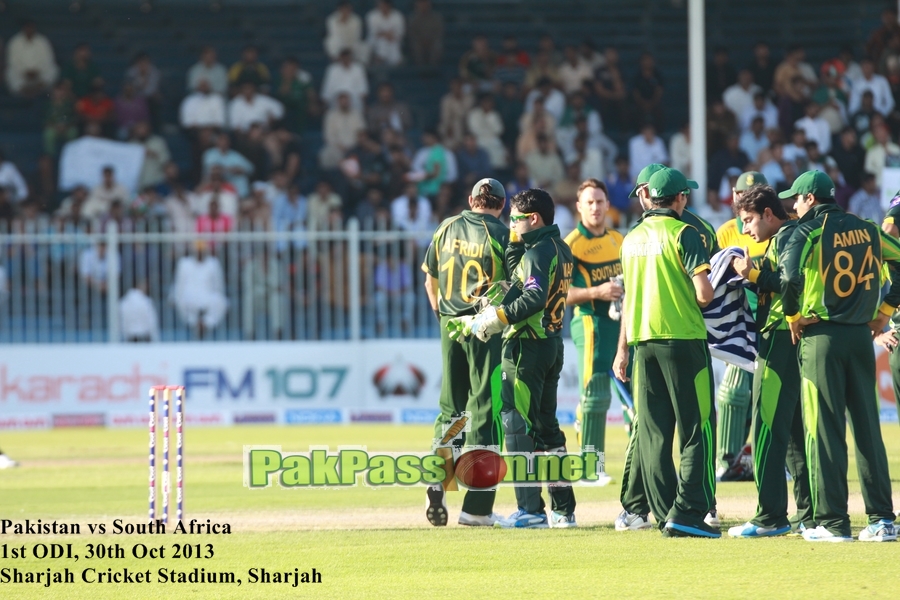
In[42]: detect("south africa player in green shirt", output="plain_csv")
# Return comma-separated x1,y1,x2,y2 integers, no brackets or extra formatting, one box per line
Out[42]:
613,167,718,538
564,178,625,486
781,170,900,542
727,184,814,537
422,178,509,527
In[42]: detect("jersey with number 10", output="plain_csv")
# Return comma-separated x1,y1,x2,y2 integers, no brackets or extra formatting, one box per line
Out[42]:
422,210,509,317
782,203,900,324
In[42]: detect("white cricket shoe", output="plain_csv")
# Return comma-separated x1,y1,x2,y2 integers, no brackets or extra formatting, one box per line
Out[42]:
0,454,19,469
858,520,898,542
802,526,854,542
458,512,503,527
614,509,652,531
704,510,720,528
493,509,549,529
549,511,577,528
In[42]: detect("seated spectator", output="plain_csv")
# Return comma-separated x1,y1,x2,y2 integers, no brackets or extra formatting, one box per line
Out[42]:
795,101,831,155
740,116,768,163
76,80,116,134
804,141,825,172
516,97,557,159
631,52,665,129
467,93,507,168
433,181,460,222
129,186,168,222
171,240,228,337
180,79,226,130
55,184,89,221
591,46,626,129
438,78,473,150
79,241,119,294
456,133,492,189
407,0,444,68
458,35,496,92
707,46,737,103
386,143,413,199
571,134,604,181
850,90,877,137
825,157,855,210
496,81,523,152
776,75,809,137
228,80,284,134
669,121,692,177
114,80,150,139
321,91,367,169
748,41,776,96
228,45,270,92
524,49,561,92
155,161,183,198
848,173,884,222
341,131,390,198
708,133,749,192
494,35,530,86
102,199,131,232
366,0,405,67
202,134,253,198
525,133,565,188
739,91,779,132
506,161,535,200
373,243,416,336
131,121,170,190
831,126,865,188
849,58,894,116
324,1,365,62
228,80,293,173
692,187,731,231
782,128,808,165
864,122,900,187
272,182,307,244
557,91,602,161
321,48,369,110
119,283,159,342
43,81,78,156
391,182,434,246
525,76,566,122
558,45,592,95
411,130,458,199
0,188,13,224
197,196,233,236
606,155,634,221
307,180,343,230
759,143,787,190
812,62,849,135
773,44,817,100
83,165,129,220
5,19,58,98
125,52,163,129
0,150,29,203
187,46,228,96
242,183,273,227
61,42,101,99
628,122,668,182
164,183,198,239
356,186,389,224
723,69,761,122
366,82,412,136
274,56,319,135
537,34,563,66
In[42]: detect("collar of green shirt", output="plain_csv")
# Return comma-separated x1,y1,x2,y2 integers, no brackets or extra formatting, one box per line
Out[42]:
576,221,608,239
798,202,843,224
640,208,682,221
521,224,561,245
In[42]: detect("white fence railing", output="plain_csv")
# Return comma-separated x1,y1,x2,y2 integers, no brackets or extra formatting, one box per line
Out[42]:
0,217,438,343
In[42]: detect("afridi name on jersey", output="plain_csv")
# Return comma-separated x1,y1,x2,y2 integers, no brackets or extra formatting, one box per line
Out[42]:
422,210,509,317
564,223,624,319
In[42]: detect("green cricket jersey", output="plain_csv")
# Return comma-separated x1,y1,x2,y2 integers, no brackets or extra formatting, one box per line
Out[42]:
564,222,624,319
682,209,721,256
620,208,710,343
422,210,509,317
883,200,900,331
498,224,573,339
748,220,797,332
782,203,900,324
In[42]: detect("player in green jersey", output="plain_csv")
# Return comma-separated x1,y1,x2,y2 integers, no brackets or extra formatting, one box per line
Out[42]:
781,170,900,542
876,195,900,418
471,188,577,529
421,178,509,527
564,178,625,486
613,167,718,538
727,185,814,537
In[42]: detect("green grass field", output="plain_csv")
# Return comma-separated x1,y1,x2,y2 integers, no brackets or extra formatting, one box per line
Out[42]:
2,424,900,599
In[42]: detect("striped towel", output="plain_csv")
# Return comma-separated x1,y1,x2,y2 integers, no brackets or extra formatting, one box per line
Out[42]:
703,247,758,372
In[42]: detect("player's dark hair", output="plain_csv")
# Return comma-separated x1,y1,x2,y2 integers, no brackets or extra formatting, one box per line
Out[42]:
577,178,608,198
472,183,504,211
649,195,678,208
511,188,554,226
734,185,788,220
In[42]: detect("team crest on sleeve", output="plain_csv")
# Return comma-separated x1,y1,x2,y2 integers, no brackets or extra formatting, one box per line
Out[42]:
891,194,900,208
524,276,542,291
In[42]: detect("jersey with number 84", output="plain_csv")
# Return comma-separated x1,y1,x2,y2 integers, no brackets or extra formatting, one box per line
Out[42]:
782,204,900,325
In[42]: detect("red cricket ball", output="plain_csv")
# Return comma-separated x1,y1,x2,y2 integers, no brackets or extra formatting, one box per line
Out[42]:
455,449,507,489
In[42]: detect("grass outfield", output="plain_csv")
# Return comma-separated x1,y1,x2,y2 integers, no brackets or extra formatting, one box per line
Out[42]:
1,424,900,599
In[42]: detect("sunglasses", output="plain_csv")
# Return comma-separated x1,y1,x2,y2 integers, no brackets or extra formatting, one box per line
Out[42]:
510,212,535,223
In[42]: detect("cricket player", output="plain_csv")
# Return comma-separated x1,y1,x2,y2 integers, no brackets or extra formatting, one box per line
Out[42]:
727,185,814,537
780,170,900,542
613,167,718,538
615,163,719,531
876,194,900,411
467,188,577,529
564,178,624,486
714,171,771,480
422,178,509,527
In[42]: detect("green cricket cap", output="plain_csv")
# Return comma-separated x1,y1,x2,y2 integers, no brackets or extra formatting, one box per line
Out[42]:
734,171,767,192
628,163,667,198
471,178,506,200
647,167,699,199
777,170,835,199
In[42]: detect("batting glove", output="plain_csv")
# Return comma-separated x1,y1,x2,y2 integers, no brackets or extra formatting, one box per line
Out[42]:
446,315,476,343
